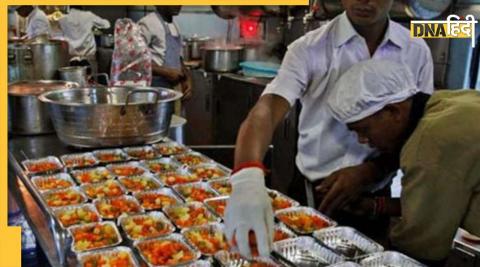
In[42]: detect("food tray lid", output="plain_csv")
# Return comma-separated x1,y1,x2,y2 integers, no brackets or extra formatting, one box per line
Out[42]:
272,236,344,266
313,226,384,260
359,251,426,267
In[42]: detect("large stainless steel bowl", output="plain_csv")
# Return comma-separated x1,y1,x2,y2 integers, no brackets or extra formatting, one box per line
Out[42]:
38,86,182,148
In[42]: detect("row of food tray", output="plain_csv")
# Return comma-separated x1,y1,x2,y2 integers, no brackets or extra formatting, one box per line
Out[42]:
19,139,426,267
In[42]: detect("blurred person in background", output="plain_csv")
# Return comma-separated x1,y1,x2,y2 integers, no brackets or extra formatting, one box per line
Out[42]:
15,6,50,39
139,6,192,101
58,6,111,74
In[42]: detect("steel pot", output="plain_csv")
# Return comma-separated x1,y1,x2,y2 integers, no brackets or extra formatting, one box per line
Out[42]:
8,43,34,82
8,80,79,135
59,66,110,87
202,45,243,72
29,39,70,80
183,36,211,61
38,86,183,148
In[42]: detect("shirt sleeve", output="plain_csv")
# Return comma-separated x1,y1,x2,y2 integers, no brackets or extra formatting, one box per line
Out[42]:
416,46,434,94
390,122,473,261
89,12,110,29
262,40,312,106
28,15,51,38
138,16,166,67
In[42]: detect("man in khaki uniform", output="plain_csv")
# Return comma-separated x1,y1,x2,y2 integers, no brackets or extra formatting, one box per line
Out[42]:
327,59,480,264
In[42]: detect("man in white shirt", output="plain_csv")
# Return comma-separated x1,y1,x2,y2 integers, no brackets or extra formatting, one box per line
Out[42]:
58,6,110,74
16,6,50,39
138,6,192,100
225,0,434,259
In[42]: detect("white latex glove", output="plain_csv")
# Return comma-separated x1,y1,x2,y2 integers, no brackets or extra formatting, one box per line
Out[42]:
225,167,274,259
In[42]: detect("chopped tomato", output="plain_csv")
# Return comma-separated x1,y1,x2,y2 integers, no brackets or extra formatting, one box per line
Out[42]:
82,250,135,267
125,148,156,160
184,227,229,255
95,197,142,219
175,154,206,166
63,155,97,168
165,204,216,228
72,168,114,184
109,165,145,177
277,212,330,234
159,172,200,186
136,192,178,210
177,185,216,202
122,215,172,240
45,189,84,207
57,206,100,227
96,153,125,163
83,180,124,199
137,239,195,266
192,166,227,180
209,180,232,195
34,176,73,191
155,145,186,156
268,192,294,211
119,175,160,192
72,223,119,252
25,161,61,173
144,160,177,173
205,198,226,218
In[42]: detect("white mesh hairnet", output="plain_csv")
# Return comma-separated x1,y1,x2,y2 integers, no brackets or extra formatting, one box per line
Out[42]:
327,59,419,124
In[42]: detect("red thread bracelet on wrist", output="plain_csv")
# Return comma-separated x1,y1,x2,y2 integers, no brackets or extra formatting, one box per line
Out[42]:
232,161,269,175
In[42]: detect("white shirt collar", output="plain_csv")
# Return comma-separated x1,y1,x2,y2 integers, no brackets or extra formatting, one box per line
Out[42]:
335,11,405,49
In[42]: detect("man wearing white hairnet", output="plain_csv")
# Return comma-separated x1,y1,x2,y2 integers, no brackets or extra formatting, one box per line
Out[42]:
225,0,434,259
328,59,480,265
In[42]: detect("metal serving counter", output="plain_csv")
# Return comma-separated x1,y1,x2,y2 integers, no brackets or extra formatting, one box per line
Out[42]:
9,134,90,266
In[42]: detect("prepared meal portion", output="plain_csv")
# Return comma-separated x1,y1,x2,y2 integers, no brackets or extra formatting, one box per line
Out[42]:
93,149,128,163
230,226,296,257
118,174,162,193
158,170,200,186
70,221,121,253
275,207,335,235
78,246,139,267
22,156,63,175
123,146,157,160
214,251,281,267
267,190,299,211
190,164,229,181
94,196,143,219
42,188,86,207
313,227,383,260
164,202,218,229
71,167,115,184
142,158,179,173
135,235,199,266
182,223,229,256
208,178,232,196
153,141,188,156
204,196,228,219
173,182,217,202
81,180,126,199
53,204,100,228
173,153,210,167
107,162,147,177
32,173,74,192
60,153,98,169
120,212,174,241
134,188,181,211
